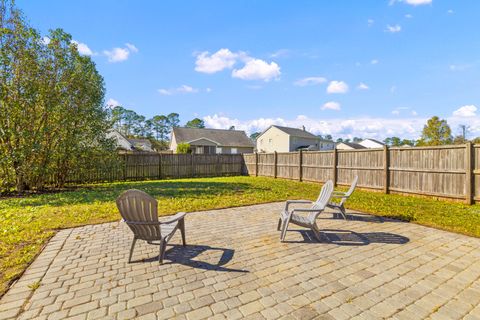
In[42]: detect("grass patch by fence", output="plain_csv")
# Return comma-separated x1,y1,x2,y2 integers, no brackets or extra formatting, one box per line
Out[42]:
1,176,479,297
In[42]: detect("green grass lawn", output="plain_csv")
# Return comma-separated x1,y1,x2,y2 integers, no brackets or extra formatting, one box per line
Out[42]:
1,176,480,297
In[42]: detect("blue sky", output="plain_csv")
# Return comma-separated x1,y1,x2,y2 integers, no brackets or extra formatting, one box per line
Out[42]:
18,0,480,139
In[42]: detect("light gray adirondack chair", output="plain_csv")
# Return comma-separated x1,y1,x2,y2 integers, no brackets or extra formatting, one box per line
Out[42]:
327,175,358,220
116,189,187,264
278,180,334,242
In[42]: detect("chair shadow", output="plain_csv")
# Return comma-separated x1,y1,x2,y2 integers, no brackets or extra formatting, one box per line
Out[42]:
139,244,248,273
287,229,409,246
319,211,387,223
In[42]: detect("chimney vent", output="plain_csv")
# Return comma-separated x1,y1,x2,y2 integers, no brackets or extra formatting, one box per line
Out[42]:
302,125,306,131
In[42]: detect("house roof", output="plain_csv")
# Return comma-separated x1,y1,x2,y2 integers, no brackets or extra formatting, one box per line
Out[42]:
128,138,152,146
261,125,320,139
337,142,366,149
362,138,385,145
172,127,254,148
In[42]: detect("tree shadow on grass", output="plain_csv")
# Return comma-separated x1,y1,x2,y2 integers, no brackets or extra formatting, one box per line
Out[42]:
288,229,410,245
138,244,248,273
3,181,269,207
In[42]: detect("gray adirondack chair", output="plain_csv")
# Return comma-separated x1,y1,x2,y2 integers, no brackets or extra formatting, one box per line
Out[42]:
278,180,334,242
327,175,358,220
116,189,187,264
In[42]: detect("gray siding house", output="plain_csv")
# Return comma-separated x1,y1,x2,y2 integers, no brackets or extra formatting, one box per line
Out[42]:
170,127,254,154
256,125,334,153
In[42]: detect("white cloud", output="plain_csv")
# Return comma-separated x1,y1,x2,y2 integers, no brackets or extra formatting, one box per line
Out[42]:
371,59,379,65
158,85,199,96
447,9,454,14
103,43,138,63
232,59,281,82
327,81,349,94
405,14,413,18
194,49,242,74
453,105,477,117
385,24,402,33
368,19,375,26
449,64,472,72
206,88,212,93
106,98,120,108
294,77,327,87
322,101,341,111
203,114,426,140
390,85,397,93
71,40,93,56
390,0,432,5
194,48,281,81
269,49,290,58
125,43,138,53
392,110,400,115
42,36,51,45
404,0,432,5
357,82,369,90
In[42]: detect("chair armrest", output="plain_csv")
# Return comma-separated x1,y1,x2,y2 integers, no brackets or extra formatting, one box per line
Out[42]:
161,212,187,224
285,200,312,211
292,208,324,213
332,191,345,195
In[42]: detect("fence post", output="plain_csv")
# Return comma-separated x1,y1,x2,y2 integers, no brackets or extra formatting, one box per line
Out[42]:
255,152,259,177
191,153,195,177
124,154,128,181
383,145,390,194
274,151,278,178
158,153,162,179
299,150,303,182
466,142,473,205
332,148,337,186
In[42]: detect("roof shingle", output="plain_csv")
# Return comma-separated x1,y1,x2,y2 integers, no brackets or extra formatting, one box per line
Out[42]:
172,127,254,147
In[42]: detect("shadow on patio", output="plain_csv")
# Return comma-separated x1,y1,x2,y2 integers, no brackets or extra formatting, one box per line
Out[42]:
137,244,249,273
289,229,410,245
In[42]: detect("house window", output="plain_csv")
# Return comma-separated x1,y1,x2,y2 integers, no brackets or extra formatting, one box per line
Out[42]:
231,148,237,154
216,147,222,154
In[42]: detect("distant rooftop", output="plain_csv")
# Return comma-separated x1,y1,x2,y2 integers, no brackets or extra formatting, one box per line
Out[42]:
172,127,254,147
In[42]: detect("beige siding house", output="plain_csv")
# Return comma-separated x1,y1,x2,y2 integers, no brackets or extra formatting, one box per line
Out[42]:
170,127,254,154
107,130,155,152
335,142,366,150
256,125,334,153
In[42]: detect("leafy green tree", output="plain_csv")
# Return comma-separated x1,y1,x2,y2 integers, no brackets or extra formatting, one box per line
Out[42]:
167,113,180,129
453,135,467,145
417,116,452,146
176,142,191,154
150,115,169,141
185,118,205,128
0,1,114,191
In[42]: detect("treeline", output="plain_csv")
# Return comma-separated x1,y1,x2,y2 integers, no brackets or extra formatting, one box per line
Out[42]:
0,1,116,192
108,106,208,150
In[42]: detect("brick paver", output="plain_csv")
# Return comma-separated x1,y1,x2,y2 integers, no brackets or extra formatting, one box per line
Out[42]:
1,202,480,319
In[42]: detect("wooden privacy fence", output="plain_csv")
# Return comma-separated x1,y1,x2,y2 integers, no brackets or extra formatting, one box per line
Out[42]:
65,153,245,183
243,143,477,204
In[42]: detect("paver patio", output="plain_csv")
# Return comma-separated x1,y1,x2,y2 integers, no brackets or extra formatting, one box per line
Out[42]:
1,202,480,320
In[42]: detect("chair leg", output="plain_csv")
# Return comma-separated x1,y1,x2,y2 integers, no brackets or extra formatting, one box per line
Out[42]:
179,219,186,246
159,239,167,264
312,224,322,242
128,237,137,263
339,205,347,220
281,219,290,242
277,218,282,231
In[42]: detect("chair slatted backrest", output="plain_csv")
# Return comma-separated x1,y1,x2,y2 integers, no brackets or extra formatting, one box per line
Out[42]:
308,180,334,222
116,189,161,240
340,176,358,206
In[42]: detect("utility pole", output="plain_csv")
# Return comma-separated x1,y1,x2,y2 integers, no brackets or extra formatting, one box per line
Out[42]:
460,124,468,140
